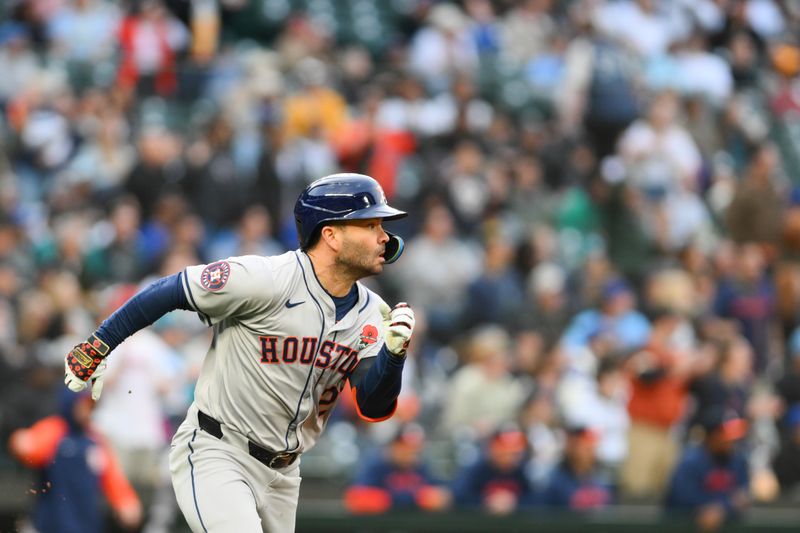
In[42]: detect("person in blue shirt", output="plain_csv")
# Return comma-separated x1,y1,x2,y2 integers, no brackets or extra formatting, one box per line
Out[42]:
713,243,776,373
560,278,651,357
345,423,450,513
666,408,750,532
541,425,614,511
451,423,534,515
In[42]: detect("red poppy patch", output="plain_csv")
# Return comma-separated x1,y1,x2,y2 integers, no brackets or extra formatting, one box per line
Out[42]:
359,324,379,349
201,261,231,291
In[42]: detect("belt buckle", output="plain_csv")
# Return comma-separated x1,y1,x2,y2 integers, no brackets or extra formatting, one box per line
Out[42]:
268,453,292,469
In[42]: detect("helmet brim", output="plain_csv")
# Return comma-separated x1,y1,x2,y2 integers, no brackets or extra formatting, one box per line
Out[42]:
340,204,407,221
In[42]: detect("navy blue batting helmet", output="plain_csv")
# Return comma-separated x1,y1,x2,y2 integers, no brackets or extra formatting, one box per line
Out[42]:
294,173,407,263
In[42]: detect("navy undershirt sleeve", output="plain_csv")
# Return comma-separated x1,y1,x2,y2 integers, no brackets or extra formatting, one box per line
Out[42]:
350,345,405,419
95,272,191,351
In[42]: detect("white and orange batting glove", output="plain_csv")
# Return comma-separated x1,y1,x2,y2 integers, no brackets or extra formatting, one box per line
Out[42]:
380,302,415,357
64,334,110,401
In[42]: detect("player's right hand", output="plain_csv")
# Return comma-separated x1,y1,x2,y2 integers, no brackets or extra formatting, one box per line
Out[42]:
64,334,110,401
379,302,415,357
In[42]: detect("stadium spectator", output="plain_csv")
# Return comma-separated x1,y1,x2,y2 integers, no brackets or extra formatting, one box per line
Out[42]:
508,154,555,232
621,308,694,500
344,423,450,514
517,262,569,340
462,233,525,329
520,388,563,489
123,125,185,221
560,278,651,358
559,357,630,474
441,326,527,436
617,91,702,203
207,204,285,260
282,56,348,143
666,409,750,532
47,0,121,63
116,0,189,97
332,85,416,200
713,243,777,373
182,112,249,231
8,389,142,533
500,0,556,64
725,142,785,248
64,108,136,201
391,202,481,341
776,329,800,434
540,425,614,511
408,3,478,93
82,196,147,286
558,4,640,156
772,405,800,497
451,424,534,515
689,336,753,431
0,23,39,105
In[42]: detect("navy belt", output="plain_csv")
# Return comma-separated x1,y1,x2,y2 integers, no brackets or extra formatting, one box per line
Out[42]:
197,410,298,469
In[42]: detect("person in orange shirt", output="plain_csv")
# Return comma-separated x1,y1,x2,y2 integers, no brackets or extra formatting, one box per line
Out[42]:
621,307,696,500
8,389,141,533
282,57,348,143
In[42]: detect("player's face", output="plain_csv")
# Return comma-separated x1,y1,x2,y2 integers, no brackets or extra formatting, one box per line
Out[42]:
335,218,390,277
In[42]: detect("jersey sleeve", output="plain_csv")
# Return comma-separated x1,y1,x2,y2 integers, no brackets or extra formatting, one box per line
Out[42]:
182,255,277,326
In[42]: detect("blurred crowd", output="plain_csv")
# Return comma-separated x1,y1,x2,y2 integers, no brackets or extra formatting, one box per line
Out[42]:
2,0,800,531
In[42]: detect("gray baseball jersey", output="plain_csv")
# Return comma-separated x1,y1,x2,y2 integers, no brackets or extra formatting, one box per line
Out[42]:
180,250,386,453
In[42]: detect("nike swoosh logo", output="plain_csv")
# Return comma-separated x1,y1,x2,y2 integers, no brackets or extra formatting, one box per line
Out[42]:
285,300,305,309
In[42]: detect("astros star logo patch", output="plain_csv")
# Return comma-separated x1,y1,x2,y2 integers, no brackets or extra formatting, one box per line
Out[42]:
201,261,231,291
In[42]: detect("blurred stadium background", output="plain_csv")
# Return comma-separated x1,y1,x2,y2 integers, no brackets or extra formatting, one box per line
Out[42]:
1,0,800,531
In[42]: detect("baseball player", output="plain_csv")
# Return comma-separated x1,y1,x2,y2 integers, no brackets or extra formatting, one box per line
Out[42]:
64,173,416,532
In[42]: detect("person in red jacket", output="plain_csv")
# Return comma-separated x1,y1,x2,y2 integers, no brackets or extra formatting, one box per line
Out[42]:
116,0,189,97
8,389,141,533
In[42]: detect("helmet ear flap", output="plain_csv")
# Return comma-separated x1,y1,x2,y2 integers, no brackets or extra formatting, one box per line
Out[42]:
384,232,404,264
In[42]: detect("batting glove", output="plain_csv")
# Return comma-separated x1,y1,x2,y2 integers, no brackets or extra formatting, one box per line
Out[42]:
64,333,110,401
380,302,415,357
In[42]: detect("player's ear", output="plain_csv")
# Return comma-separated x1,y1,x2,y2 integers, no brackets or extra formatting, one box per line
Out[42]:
319,225,342,252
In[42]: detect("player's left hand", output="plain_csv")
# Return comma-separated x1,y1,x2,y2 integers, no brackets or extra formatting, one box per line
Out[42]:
380,302,415,357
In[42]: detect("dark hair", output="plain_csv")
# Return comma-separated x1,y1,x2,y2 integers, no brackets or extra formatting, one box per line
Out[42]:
645,305,680,324
596,356,621,380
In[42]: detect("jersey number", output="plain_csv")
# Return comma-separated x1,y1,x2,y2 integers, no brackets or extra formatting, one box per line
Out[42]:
318,385,344,417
